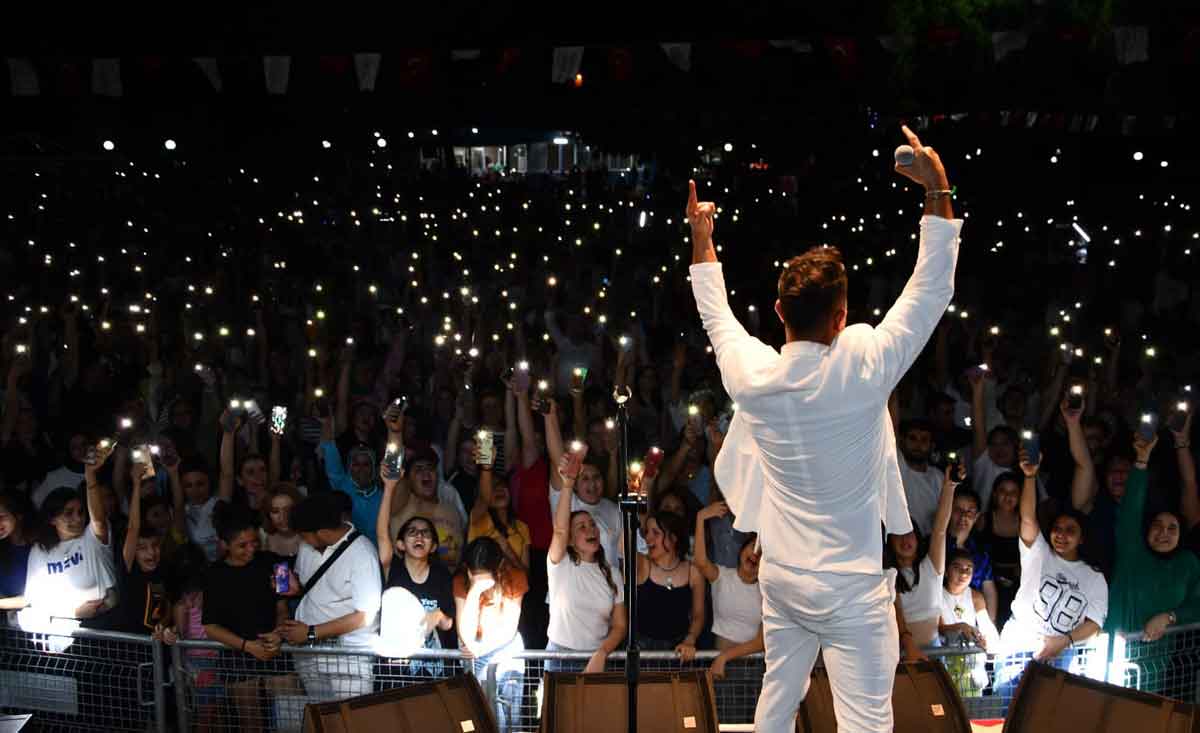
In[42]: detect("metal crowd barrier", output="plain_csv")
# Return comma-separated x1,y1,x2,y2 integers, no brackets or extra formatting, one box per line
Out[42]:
3,621,1200,731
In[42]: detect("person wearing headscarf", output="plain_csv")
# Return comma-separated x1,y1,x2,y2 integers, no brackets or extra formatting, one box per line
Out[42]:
319,415,382,542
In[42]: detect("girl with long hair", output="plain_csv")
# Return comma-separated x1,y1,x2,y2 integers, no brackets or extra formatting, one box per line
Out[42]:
470,444,532,572
546,446,627,673
883,465,959,647
259,483,303,557
635,510,706,658
981,472,1022,629
22,441,117,627
453,537,527,732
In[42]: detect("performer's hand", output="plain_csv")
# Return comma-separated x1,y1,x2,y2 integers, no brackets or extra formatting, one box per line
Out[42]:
894,125,950,191
686,180,716,246
698,501,729,522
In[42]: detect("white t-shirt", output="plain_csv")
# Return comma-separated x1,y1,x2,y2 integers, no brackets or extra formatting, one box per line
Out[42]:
940,586,978,641
897,555,943,625
295,526,383,647
711,566,762,644
899,460,943,537
548,489,622,565
1004,533,1108,651
32,466,86,509
185,496,220,562
546,554,624,650
24,523,117,618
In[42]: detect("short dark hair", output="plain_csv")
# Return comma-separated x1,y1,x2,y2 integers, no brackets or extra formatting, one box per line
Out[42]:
899,418,934,438
953,486,982,513
290,493,346,533
987,425,1019,447
927,392,956,412
777,247,848,336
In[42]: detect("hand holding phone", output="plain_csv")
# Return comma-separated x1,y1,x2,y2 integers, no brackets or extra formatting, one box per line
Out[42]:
570,367,588,395
561,440,587,482
476,430,495,467
1066,383,1086,411
532,380,551,415
514,362,532,392
270,406,288,436
1168,401,1191,434
1020,429,1041,466
383,442,404,480
1138,413,1159,443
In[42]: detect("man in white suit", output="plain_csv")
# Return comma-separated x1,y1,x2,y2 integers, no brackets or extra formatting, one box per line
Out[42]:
687,125,961,732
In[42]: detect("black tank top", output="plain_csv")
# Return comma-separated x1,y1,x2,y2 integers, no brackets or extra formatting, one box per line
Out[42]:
636,567,692,643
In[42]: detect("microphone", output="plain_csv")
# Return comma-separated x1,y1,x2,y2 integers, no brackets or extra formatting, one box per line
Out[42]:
894,145,915,167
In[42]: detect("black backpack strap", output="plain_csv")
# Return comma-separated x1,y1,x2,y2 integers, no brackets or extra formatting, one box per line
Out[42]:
296,529,362,601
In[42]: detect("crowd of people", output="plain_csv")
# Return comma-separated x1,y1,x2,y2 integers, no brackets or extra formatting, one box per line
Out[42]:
0,124,1198,729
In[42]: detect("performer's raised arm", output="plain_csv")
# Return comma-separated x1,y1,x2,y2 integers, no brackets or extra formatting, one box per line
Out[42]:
864,126,962,395
687,181,779,399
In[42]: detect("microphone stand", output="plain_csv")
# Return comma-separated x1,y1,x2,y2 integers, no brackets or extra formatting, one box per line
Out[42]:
614,385,644,733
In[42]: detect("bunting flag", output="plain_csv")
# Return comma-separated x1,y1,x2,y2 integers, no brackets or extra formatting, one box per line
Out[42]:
193,57,222,92
354,53,381,91
7,57,39,96
661,42,692,71
264,56,291,95
991,31,1028,62
91,58,122,97
608,47,634,82
1113,26,1149,65
769,39,814,54
551,46,584,83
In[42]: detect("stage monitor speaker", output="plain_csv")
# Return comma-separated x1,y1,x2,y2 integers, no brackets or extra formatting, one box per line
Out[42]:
302,674,498,733
1005,662,1200,732
795,659,972,732
540,670,719,733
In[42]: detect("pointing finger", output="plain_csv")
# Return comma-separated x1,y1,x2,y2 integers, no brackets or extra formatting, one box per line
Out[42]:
900,124,921,149
688,179,698,214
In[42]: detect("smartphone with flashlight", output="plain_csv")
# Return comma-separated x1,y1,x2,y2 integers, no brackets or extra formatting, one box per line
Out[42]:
571,367,588,393
512,361,531,392
563,440,586,481
965,363,990,382
1020,429,1040,466
1067,383,1086,411
270,406,288,436
1168,401,1191,433
476,430,495,466
617,335,633,352
643,446,665,479
532,380,551,415
132,444,159,479
383,441,404,479
687,404,702,432
1138,413,1160,442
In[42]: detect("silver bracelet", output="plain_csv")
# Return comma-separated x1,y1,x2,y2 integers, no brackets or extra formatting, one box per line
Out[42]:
924,189,953,199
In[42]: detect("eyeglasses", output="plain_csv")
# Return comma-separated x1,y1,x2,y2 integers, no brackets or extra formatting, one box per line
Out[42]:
405,528,435,539
954,508,979,520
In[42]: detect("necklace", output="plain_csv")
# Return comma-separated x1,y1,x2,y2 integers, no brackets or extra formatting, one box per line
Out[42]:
652,557,682,589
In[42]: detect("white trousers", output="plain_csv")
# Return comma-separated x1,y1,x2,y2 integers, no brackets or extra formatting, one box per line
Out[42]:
754,561,899,733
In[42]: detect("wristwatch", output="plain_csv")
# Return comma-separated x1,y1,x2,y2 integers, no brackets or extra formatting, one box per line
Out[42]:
307,625,317,645
1168,611,1178,626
